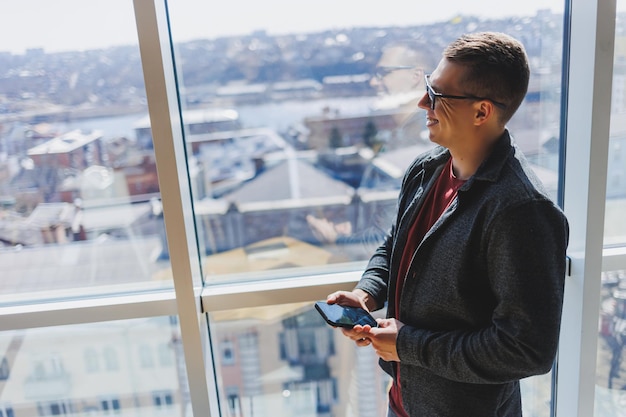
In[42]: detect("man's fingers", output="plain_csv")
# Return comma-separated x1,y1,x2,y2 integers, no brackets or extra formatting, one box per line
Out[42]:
327,291,351,304
356,337,371,346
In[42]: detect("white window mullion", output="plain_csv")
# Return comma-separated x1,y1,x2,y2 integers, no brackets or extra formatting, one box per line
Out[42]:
602,246,626,272
132,1,216,416
558,0,616,416
201,271,360,312
0,292,177,331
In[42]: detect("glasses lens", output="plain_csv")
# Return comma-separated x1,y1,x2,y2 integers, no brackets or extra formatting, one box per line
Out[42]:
425,76,435,110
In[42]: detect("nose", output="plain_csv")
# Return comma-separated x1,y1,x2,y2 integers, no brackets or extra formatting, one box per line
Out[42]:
417,91,431,111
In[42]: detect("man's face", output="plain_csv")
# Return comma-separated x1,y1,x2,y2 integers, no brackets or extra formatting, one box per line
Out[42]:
371,46,422,97
417,59,478,150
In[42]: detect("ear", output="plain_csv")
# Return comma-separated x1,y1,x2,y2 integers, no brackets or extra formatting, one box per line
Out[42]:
473,101,494,126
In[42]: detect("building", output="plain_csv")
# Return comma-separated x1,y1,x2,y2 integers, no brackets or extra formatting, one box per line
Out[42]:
26,130,105,172
303,109,402,150
133,108,241,150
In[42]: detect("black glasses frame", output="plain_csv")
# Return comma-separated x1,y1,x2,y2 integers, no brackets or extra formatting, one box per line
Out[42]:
424,74,506,110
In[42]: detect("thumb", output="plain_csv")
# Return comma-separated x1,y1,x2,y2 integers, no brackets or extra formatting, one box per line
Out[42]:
375,318,392,328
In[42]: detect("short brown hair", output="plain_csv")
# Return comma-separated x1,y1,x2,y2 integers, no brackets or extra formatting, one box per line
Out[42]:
443,32,530,124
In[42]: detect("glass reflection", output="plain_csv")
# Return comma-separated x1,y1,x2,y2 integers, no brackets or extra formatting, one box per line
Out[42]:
164,3,565,416
605,3,626,247
0,316,190,417
164,4,565,283
209,302,552,417
606,115,626,245
209,302,390,417
597,270,626,417
594,4,626,415
0,0,173,303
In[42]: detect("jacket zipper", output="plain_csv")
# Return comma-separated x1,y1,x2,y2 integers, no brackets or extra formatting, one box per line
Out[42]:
397,196,459,318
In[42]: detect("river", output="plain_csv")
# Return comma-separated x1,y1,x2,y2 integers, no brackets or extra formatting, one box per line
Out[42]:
63,95,383,140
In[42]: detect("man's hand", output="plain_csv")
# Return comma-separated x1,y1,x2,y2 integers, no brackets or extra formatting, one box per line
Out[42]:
342,318,405,362
367,318,404,362
326,290,367,310
326,289,377,312
326,289,403,360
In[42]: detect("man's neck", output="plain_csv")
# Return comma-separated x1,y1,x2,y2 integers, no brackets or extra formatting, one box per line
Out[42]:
449,130,504,180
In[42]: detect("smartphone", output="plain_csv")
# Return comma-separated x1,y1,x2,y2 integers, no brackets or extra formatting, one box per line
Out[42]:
314,301,378,328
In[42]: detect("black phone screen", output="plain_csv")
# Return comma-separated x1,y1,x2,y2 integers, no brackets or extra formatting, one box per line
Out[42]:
314,301,378,328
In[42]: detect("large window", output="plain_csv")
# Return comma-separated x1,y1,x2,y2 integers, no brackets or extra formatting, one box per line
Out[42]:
1,1,624,417
0,0,173,305
163,2,565,416
163,1,566,285
592,2,626,416
0,318,184,416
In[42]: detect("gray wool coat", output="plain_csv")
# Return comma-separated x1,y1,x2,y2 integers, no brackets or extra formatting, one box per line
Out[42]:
356,130,569,417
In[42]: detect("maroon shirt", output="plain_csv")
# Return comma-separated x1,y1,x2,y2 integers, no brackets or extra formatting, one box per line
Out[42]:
389,158,465,417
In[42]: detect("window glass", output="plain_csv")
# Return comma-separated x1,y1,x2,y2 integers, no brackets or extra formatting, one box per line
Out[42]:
209,302,553,417
209,302,391,417
165,1,566,284
103,346,120,371
0,317,190,417
157,343,174,367
606,7,626,247
165,2,565,416
594,5,626,416
0,0,173,305
84,347,100,373
597,269,626,416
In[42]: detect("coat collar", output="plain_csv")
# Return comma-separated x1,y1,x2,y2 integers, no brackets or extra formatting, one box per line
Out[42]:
414,129,514,190
470,129,514,184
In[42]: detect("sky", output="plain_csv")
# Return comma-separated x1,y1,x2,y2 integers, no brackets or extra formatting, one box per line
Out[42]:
0,0,567,55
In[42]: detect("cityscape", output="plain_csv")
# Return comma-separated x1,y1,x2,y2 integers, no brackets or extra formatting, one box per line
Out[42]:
1,8,626,417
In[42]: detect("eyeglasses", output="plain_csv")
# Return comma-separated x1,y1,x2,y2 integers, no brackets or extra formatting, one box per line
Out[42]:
424,74,506,110
374,65,416,79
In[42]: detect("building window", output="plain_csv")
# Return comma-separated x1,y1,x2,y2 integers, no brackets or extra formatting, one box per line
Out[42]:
221,339,235,365
103,347,119,371
31,354,66,380
84,348,100,373
225,387,241,416
100,397,121,415
0,358,9,381
152,391,174,410
0,405,15,417
298,330,316,356
138,344,154,368
37,401,71,416
157,342,174,367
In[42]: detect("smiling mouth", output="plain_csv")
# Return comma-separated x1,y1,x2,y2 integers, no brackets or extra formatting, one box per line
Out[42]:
426,116,439,127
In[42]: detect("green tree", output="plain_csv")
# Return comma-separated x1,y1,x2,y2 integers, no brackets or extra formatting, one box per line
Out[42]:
362,119,378,148
329,126,342,148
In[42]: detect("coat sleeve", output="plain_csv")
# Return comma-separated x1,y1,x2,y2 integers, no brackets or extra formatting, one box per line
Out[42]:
395,200,569,383
354,153,427,312
354,225,394,312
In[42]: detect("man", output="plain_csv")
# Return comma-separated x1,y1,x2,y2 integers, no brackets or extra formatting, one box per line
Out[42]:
305,41,435,254
325,32,569,416
369,41,436,149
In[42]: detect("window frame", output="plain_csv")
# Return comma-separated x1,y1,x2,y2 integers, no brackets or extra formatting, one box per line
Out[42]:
0,1,623,417
556,0,626,416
